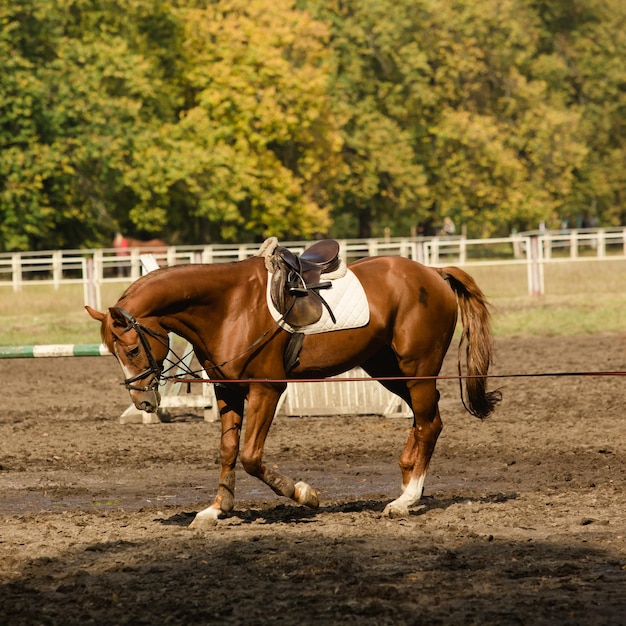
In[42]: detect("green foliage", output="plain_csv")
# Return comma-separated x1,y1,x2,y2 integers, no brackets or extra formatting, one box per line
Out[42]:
0,0,182,250
303,0,615,237
531,0,626,228
128,0,343,242
0,0,624,249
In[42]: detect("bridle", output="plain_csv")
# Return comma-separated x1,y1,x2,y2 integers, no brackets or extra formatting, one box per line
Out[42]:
111,306,169,392
110,303,290,392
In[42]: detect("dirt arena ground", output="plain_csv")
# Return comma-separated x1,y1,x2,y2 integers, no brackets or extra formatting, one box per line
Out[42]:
1,334,624,625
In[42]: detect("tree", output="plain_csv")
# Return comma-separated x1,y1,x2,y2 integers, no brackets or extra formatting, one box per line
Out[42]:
0,0,342,250
301,0,432,238
0,0,183,250
302,0,618,237
125,0,343,243
529,0,626,227
1,0,625,250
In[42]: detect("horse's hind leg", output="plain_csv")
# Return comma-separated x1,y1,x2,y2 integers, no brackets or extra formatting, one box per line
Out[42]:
190,386,245,529
383,380,443,519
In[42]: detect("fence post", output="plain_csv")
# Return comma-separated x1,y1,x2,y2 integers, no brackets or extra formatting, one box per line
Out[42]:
527,235,544,296
543,232,552,260
85,257,96,308
459,237,467,264
201,245,214,263
570,230,578,258
93,250,103,311
430,238,439,265
129,249,141,280
52,250,62,289
414,240,425,264
12,253,22,292
597,230,605,257
512,234,523,259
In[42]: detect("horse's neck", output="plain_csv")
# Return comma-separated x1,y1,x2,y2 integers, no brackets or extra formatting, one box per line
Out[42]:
131,259,265,319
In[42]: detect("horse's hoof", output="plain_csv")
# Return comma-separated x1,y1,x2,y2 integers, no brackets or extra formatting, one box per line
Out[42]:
294,481,319,508
189,508,220,530
382,502,409,519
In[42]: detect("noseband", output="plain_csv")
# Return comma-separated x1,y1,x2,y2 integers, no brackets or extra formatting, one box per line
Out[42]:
112,306,169,392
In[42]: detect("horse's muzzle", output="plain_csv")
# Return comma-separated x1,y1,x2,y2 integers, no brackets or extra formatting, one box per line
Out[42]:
132,389,161,413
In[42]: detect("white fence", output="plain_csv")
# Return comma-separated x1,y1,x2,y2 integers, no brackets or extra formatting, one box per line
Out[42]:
1,228,626,306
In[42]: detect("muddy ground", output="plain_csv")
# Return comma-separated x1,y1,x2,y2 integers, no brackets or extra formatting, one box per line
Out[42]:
0,335,624,625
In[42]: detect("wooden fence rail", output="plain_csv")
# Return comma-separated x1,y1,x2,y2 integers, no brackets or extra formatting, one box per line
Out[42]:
1,228,625,307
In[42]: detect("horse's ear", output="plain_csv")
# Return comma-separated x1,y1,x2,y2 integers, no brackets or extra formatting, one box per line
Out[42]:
108,307,128,329
85,305,105,322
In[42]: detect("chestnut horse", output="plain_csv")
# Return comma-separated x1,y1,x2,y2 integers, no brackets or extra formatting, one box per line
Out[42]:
113,232,168,253
86,252,501,528
112,232,169,276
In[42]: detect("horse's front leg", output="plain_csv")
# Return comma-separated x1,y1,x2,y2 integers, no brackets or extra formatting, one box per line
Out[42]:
383,382,443,519
240,383,319,509
190,386,245,530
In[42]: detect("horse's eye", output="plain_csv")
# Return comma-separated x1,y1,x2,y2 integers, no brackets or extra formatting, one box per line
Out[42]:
127,347,140,359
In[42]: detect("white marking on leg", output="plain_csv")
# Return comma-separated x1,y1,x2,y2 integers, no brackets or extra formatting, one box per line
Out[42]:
392,475,425,508
383,474,426,518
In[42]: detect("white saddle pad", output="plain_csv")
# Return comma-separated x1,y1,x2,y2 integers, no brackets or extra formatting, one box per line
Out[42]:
266,269,370,334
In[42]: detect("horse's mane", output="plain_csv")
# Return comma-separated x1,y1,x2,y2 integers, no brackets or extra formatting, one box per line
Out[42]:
119,266,173,298
105,261,255,346
100,268,172,347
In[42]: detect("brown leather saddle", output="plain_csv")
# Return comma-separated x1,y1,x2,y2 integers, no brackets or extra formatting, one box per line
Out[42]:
269,239,341,328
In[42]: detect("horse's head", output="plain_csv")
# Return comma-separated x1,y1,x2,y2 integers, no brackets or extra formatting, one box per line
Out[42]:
86,305,170,413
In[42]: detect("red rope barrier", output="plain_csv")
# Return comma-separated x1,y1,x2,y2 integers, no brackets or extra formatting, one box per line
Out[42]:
171,371,626,385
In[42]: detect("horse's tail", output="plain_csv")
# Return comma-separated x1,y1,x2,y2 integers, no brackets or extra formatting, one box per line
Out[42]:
436,266,502,420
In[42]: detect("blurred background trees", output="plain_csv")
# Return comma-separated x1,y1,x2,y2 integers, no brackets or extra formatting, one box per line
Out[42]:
1,0,624,250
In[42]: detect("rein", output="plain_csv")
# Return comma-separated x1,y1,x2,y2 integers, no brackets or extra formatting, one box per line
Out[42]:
201,307,294,378
111,305,289,391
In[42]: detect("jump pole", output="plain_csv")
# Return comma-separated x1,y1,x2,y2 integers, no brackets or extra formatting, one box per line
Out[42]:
0,340,216,424
0,344,111,358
